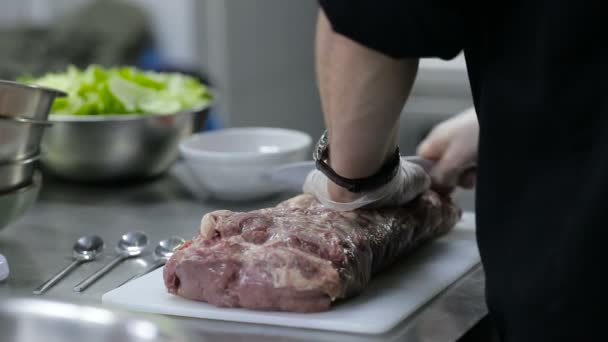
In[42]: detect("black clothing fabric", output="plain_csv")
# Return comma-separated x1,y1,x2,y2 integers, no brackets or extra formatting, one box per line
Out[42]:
319,1,608,341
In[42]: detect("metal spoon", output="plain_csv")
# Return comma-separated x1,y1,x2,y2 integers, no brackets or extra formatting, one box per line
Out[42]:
33,235,104,295
117,236,185,287
73,231,148,292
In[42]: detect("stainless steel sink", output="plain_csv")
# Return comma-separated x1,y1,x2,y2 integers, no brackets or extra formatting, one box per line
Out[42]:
0,298,191,342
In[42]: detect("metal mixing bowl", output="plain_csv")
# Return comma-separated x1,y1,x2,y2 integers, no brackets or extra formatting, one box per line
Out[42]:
0,155,39,192
0,115,51,162
40,106,210,182
0,297,192,342
0,170,41,231
0,80,66,120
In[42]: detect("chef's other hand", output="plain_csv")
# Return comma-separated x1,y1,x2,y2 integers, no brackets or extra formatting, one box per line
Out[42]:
303,158,430,211
416,107,478,195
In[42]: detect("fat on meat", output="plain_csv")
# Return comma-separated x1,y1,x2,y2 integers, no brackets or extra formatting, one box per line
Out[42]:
164,191,461,312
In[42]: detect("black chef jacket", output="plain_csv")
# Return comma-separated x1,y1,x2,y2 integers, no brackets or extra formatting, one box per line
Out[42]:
319,1,608,341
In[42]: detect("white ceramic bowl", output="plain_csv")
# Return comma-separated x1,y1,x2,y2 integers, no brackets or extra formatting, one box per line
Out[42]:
179,127,312,201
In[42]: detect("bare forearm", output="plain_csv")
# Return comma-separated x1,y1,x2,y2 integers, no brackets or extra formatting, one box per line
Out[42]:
315,10,418,200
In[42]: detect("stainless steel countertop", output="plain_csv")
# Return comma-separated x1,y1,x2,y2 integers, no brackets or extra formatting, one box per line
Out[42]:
0,162,487,341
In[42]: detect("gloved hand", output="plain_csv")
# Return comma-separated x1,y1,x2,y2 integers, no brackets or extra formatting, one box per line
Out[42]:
303,158,431,211
416,107,478,194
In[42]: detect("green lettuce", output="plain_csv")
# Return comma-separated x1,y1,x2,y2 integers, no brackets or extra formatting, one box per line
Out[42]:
18,65,212,115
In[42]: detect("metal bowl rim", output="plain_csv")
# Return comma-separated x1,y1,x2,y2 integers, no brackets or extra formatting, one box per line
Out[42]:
0,154,40,166
0,297,189,340
0,80,67,97
48,103,211,123
0,114,53,126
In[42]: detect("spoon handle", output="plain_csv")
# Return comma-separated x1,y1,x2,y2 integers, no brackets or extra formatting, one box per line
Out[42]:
33,260,82,295
73,255,124,292
115,260,165,288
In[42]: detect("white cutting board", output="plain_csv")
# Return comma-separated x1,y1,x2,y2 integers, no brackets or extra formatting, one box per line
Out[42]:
102,212,479,334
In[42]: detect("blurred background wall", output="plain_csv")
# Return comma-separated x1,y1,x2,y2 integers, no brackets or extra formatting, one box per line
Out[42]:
0,0,200,68
0,0,474,208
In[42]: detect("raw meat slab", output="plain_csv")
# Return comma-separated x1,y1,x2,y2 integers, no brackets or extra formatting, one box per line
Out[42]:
102,212,478,334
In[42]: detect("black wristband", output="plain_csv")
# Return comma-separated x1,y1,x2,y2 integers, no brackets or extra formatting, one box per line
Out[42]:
315,146,401,193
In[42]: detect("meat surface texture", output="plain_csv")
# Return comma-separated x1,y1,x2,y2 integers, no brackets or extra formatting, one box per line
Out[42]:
164,191,461,312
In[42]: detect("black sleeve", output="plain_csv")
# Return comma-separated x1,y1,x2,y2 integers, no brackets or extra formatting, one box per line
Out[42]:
319,0,466,60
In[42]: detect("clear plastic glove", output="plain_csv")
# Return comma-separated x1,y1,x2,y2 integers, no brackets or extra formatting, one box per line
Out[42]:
303,158,431,211
416,107,478,194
